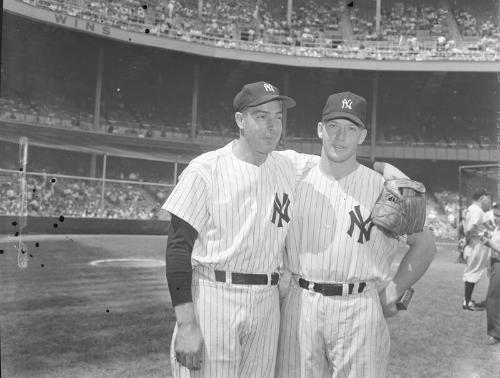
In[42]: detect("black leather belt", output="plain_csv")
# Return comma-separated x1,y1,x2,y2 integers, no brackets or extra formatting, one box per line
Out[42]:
299,278,366,296
214,270,279,285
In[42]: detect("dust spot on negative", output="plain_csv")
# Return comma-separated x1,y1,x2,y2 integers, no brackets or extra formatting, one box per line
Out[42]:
145,28,150,34
347,1,354,7
51,178,56,183
0,250,4,254
12,221,17,226
142,4,147,9
41,264,45,268
59,215,65,222
35,242,40,247
53,223,58,228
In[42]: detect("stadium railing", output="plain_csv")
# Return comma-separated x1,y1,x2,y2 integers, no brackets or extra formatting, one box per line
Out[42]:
1,110,493,148
17,0,500,61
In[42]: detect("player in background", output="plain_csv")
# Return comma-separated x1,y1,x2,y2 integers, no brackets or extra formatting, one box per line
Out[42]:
163,82,411,377
276,92,436,378
462,188,492,311
479,202,500,345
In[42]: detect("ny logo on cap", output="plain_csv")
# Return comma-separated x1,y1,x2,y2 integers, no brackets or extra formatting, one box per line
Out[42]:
263,83,275,92
342,98,352,110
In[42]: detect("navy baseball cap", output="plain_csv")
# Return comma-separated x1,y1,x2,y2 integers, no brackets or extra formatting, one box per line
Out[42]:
322,92,367,128
233,81,296,112
472,188,490,200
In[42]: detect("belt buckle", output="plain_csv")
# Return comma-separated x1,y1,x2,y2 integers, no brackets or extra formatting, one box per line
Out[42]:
307,280,315,292
266,273,272,286
352,282,360,294
226,271,232,284
342,283,349,296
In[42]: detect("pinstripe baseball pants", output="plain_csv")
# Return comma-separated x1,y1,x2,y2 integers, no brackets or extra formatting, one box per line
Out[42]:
276,278,390,378
171,268,280,378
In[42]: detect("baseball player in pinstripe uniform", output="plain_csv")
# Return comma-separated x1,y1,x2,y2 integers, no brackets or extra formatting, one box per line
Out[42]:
162,83,410,378
276,92,436,378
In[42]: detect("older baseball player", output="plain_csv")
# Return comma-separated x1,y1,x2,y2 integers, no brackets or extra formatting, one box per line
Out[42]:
462,188,492,311
163,82,410,377
276,92,436,378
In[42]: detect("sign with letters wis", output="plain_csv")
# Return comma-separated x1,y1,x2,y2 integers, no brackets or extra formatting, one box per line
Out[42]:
53,12,111,36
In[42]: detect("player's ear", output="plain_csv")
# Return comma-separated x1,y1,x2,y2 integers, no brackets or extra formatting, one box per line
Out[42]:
235,112,245,131
358,128,367,144
317,122,323,139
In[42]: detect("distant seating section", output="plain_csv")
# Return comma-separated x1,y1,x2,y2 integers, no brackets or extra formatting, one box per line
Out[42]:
0,172,170,220
19,0,499,57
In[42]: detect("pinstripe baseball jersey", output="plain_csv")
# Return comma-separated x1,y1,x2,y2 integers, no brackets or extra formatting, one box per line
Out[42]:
162,142,316,274
285,163,401,286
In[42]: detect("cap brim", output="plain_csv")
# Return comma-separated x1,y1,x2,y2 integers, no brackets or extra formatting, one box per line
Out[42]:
323,112,365,128
245,94,296,110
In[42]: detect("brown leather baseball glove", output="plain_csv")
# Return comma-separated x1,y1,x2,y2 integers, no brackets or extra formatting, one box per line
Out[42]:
372,179,426,236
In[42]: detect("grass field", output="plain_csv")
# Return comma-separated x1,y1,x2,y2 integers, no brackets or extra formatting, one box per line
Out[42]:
0,235,499,378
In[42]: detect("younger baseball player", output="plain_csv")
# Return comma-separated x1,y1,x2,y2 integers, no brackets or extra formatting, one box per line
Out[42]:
276,92,436,378
462,188,492,311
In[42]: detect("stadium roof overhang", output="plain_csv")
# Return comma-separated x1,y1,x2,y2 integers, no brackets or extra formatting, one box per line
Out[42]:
0,122,208,163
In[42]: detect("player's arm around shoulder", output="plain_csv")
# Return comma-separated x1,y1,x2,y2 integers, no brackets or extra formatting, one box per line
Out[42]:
275,149,320,179
374,162,410,180
380,228,436,317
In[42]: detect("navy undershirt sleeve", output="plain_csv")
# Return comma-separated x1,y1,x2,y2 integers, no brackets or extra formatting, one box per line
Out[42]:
166,214,198,307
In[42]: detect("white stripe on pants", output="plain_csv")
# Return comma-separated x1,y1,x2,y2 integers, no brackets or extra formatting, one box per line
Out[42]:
171,269,280,378
276,278,390,378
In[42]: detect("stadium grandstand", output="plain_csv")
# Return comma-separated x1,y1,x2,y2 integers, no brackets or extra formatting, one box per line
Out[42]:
2,1,500,377
1,0,499,238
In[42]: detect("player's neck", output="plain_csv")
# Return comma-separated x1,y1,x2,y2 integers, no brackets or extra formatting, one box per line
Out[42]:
319,153,359,180
232,138,268,166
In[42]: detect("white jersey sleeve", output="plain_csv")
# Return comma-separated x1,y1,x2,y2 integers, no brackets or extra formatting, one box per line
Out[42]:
162,165,210,233
464,204,484,233
276,149,320,180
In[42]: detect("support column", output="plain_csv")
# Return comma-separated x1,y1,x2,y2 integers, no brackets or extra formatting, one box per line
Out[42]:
282,72,290,144
173,160,179,185
370,72,379,162
287,0,293,30
198,0,203,18
191,63,200,138
100,154,107,217
375,0,381,39
93,48,104,132
90,154,97,178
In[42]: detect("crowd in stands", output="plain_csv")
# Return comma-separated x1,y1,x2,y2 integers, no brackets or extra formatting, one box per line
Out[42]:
19,0,499,61
0,170,171,220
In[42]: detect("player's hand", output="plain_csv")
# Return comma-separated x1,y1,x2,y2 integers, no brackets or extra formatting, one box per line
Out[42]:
379,282,399,318
175,321,204,370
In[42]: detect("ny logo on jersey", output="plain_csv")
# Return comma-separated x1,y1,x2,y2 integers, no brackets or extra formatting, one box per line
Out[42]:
347,205,375,244
263,83,275,92
271,192,290,227
342,98,352,110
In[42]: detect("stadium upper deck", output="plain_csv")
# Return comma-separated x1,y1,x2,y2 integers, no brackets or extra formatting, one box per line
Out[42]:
5,0,500,63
